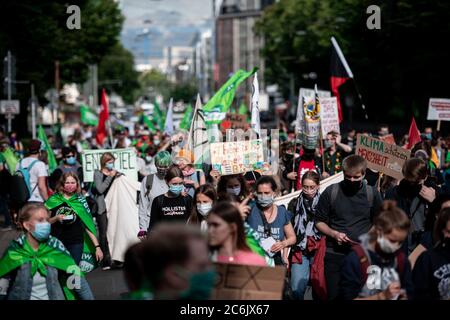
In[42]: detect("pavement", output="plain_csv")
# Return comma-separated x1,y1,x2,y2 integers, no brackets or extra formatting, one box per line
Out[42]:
0,228,128,300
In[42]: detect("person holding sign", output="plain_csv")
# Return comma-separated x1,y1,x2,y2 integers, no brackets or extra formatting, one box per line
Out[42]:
323,131,352,177
246,176,296,266
208,202,267,266
46,173,103,269
0,203,94,300
217,173,251,203
174,149,206,198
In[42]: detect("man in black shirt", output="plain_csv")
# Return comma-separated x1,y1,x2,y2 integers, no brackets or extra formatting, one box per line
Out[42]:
315,155,382,300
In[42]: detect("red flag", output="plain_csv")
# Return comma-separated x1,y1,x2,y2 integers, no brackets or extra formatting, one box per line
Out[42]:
406,117,421,149
96,89,109,146
330,37,353,123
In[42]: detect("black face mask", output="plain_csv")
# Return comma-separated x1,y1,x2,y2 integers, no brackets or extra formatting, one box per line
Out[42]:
400,180,422,197
342,179,363,194
156,168,168,178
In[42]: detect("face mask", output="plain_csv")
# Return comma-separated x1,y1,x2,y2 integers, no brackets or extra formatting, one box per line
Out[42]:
31,222,51,242
343,178,363,193
64,185,77,194
105,163,114,170
156,167,168,178
226,186,241,196
324,140,332,149
169,184,184,195
402,180,422,196
154,139,160,145
66,156,76,166
377,235,401,254
424,133,432,140
257,194,274,208
145,155,153,163
302,188,317,198
197,203,213,217
177,268,217,300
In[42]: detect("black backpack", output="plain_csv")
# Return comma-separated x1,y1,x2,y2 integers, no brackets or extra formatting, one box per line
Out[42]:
10,159,39,206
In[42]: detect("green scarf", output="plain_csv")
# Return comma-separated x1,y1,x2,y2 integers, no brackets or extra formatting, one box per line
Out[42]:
0,234,82,300
45,193,98,273
244,222,275,267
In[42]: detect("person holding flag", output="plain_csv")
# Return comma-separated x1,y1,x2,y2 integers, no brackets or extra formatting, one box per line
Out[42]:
0,203,94,300
45,172,103,271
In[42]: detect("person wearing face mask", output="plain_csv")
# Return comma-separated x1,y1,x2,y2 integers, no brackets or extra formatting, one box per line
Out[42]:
137,223,216,300
283,146,324,191
385,158,440,253
322,131,352,177
45,173,103,270
413,207,450,300
49,147,83,191
286,171,322,300
187,184,217,232
0,203,94,300
93,152,119,270
217,174,250,203
315,155,383,300
148,165,192,231
136,145,158,180
137,151,172,239
246,176,296,266
175,149,206,198
340,201,413,300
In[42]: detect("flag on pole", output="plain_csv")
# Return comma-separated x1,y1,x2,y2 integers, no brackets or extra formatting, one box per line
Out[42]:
96,89,109,146
330,36,353,123
251,72,261,137
180,104,193,130
0,147,19,175
203,68,257,124
141,113,157,133
38,125,57,173
80,104,98,126
190,96,209,169
406,117,422,149
153,100,165,130
164,98,174,135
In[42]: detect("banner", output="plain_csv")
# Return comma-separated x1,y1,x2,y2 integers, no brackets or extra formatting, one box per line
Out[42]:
211,263,286,300
274,172,344,208
210,139,264,175
355,134,410,180
427,98,450,121
319,97,340,136
296,88,331,129
221,113,247,130
81,148,137,182
379,134,396,145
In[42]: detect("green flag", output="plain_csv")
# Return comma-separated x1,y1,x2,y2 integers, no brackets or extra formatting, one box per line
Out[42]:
203,68,257,124
38,125,57,173
153,100,165,130
0,147,19,175
141,113,157,133
80,104,98,126
179,104,193,130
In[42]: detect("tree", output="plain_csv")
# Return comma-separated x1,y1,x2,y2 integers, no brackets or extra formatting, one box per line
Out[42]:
139,69,172,101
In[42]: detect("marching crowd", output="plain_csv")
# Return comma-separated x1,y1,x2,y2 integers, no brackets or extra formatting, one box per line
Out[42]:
0,122,449,300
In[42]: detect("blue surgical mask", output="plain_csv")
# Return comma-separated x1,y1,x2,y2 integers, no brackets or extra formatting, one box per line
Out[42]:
145,155,153,163
32,222,51,242
177,267,217,300
66,156,76,166
105,163,114,170
226,186,241,196
154,139,160,145
257,194,274,208
424,133,432,140
169,184,184,195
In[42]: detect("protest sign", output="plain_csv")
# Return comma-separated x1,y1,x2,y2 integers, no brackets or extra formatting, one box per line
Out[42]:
211,263,286,300
355,134,410,180
296,88,331,129
210,139,264,175
379,134,396,145
221,113,247,130
274,172,344,208
427,98,450,121
319,97,340,136
81,148,137,182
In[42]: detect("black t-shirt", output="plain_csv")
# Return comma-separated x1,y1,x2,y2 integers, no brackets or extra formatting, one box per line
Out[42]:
50,203,84,245
413,242,450,300
315,182,382,250
148,194,192,231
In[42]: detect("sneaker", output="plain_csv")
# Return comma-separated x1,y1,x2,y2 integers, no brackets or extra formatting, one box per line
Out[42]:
102,266,111,271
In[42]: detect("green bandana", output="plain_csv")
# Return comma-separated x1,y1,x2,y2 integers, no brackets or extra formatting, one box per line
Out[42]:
0,235,82,300
45,193,98,273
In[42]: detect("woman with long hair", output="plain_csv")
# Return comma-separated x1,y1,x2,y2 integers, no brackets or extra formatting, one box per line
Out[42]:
187,184,217,232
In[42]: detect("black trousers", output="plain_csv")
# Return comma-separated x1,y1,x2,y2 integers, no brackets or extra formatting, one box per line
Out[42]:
97,213,112,267
324,249,349,300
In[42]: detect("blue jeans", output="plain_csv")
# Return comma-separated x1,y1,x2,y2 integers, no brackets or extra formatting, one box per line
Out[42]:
290,254,314,300
66,243,84,265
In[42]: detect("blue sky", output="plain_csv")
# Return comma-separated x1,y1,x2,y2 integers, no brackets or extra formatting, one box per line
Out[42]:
119,0,214,61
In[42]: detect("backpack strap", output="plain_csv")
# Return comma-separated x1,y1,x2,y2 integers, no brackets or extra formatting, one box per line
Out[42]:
144,174,155,198
352,244,371,285
366,183,374,207
330,183,340,204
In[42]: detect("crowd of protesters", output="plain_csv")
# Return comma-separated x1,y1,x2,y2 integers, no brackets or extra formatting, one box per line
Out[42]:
0,121,449,300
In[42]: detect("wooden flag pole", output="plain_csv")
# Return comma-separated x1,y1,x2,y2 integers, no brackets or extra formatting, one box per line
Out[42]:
437,120,442,132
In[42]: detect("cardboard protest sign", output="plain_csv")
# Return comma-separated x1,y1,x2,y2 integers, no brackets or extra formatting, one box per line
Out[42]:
319,97,340,136
355,134,410,180
296,88,331,129
274,172,344,208
81,148,138,182
211,263,286,300
210,139,264,175
427,98,450,121
221,113,247,130
379,134,396,145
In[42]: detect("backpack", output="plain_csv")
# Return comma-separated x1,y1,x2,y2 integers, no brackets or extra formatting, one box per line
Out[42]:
10,159,39,205
352,244,406,288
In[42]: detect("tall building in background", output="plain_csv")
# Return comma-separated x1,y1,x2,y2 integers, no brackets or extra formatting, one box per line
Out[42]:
194,30,213,101
215,0,273,100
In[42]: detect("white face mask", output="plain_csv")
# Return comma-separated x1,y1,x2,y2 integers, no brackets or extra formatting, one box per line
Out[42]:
226,186,241,196
197,203,213,217
377,235,401,254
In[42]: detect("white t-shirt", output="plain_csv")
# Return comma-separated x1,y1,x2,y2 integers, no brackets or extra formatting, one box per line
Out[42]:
16,157,48,202
30,272,49,300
